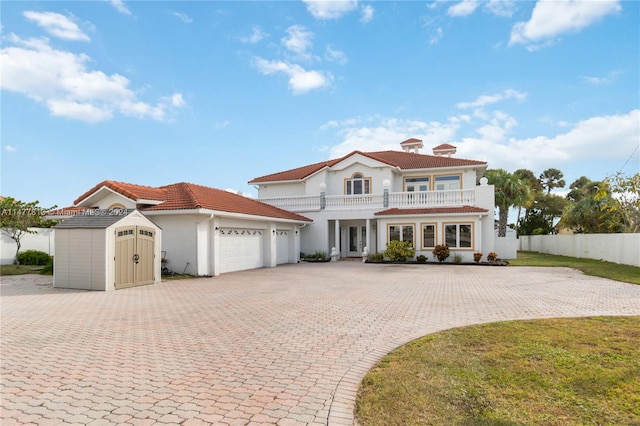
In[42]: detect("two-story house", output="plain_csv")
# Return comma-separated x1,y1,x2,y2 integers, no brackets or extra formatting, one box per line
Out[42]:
249,139,495,262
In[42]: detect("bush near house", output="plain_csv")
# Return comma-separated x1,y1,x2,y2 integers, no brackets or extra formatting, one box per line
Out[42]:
432,244,450,262
16,250,52,266
384,240,415,262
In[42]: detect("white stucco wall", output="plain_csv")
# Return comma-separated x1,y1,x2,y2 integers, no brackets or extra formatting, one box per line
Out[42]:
519,234,640,267
1,228,55,265
148,214,199,275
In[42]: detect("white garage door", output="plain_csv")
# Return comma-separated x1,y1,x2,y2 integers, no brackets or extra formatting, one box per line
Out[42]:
276,230,289,265
219,228,264,274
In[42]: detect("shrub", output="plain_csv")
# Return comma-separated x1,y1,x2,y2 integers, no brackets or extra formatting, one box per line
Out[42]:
432,244,450,263
452,253,463,264
487,252,499,262
416,254,427,263
473,252,483,263
369,252,384,262
384,240,415,262
40,259,54,275
16,250,52,266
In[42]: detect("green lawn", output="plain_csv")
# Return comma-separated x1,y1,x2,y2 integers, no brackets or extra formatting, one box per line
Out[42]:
0,264,44,275
511,251,640,285
356,316,640,426
356,251,640,425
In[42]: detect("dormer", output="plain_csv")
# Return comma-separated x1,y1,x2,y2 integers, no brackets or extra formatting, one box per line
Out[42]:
433,143,457,157
400,138,424,153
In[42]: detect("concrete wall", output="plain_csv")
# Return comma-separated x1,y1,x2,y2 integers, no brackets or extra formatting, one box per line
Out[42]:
1,228,55,265
519,234,640,267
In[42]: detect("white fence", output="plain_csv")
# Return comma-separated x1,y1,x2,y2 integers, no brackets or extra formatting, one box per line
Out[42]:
519,234,640,267
1,228,55,265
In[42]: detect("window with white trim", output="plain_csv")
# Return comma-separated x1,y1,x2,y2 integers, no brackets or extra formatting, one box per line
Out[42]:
435,175,460,190
345,173,371,195
388,224,414,246
404,177,430,192
422,223,436,249
444,223,473,248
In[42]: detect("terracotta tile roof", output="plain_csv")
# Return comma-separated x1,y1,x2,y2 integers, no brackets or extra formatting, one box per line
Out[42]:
74,180,311,222
433,143,456,150
249,150,486,183
374,206,489,216
74,180,165,205
400,138,423,145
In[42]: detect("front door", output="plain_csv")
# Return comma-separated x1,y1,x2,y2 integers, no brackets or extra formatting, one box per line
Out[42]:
347,226,366,257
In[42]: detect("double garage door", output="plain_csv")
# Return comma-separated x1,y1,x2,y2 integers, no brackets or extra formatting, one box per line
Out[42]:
218,228,290,274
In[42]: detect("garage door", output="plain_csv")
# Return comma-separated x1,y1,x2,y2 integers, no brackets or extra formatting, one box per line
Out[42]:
276,230,289,265
219,228,264,274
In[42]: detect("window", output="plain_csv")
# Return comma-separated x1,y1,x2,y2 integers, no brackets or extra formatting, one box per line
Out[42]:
388,224,414,246
435,175,460,191
422,223,436,248
444,223,473,248
345,173,371,195
405,177,430,192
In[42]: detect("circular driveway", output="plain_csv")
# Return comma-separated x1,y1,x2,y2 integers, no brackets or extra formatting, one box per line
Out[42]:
2,262,639,425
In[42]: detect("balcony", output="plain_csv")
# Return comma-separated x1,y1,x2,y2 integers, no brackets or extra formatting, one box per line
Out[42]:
259,189,477,212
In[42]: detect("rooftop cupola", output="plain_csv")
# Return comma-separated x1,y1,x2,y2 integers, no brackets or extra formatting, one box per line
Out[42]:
432,143,456,157
400,138,424,153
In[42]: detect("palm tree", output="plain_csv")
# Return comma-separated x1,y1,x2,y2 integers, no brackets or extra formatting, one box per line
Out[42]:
539,168,566,194
485,169,532,237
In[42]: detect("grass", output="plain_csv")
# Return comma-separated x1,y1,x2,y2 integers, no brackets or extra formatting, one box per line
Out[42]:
511,251,640,285
356,316,640,426
0,264,44,275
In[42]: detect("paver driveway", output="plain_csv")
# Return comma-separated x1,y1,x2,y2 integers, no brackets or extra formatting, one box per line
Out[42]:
2,262,639,425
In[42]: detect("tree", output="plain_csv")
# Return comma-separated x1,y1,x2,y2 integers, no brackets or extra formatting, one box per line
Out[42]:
0,197,56,264
519,192,569,235
561,195,623,234
485,169,532,237
539,168,566,194
595,172,640,233
566,176,600,202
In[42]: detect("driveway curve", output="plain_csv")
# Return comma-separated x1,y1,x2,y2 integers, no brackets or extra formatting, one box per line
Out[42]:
2,262,639,425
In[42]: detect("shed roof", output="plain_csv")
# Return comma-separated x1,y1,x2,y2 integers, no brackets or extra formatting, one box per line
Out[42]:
54,210,133,228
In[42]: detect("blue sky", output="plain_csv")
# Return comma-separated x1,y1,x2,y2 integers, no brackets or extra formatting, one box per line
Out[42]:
2,0,638,209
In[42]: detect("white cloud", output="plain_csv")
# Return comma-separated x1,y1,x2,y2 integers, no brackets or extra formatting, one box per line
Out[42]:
170,93,186,107
582,70,622,86
109,0,132,15
241,26,268,44
214,120,230,129
302,0,359,20
326,116,462,158
447,0,480,17
170,11,192,23
282,25,314,58
325,46,347,65
253,57,332,95
456,89,526,110
429,27,443,45
360,5,374,23
509,0,621,47
484,0,516,18
23,11,90,41
5,145,18,153
0,35,181,123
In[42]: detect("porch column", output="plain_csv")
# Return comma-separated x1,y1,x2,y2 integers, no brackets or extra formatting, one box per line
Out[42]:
365,218,371,253
334,219,340,258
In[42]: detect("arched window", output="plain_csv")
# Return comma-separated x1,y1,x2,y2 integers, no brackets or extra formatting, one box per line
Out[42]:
345,173,371,195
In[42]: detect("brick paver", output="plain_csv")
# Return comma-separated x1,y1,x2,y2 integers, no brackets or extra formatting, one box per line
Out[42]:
1,263,639,425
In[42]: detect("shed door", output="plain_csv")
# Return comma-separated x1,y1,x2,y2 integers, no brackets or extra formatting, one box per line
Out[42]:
115,226,155,289
219,228,264,274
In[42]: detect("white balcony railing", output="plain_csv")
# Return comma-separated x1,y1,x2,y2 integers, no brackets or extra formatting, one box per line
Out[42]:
260,189,477,212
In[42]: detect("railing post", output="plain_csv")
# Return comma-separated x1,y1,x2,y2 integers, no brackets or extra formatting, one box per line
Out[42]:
320,182,326,210
383,179,390,208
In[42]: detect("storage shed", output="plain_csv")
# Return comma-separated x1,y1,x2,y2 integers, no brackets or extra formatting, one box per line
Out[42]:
54,210,162,291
